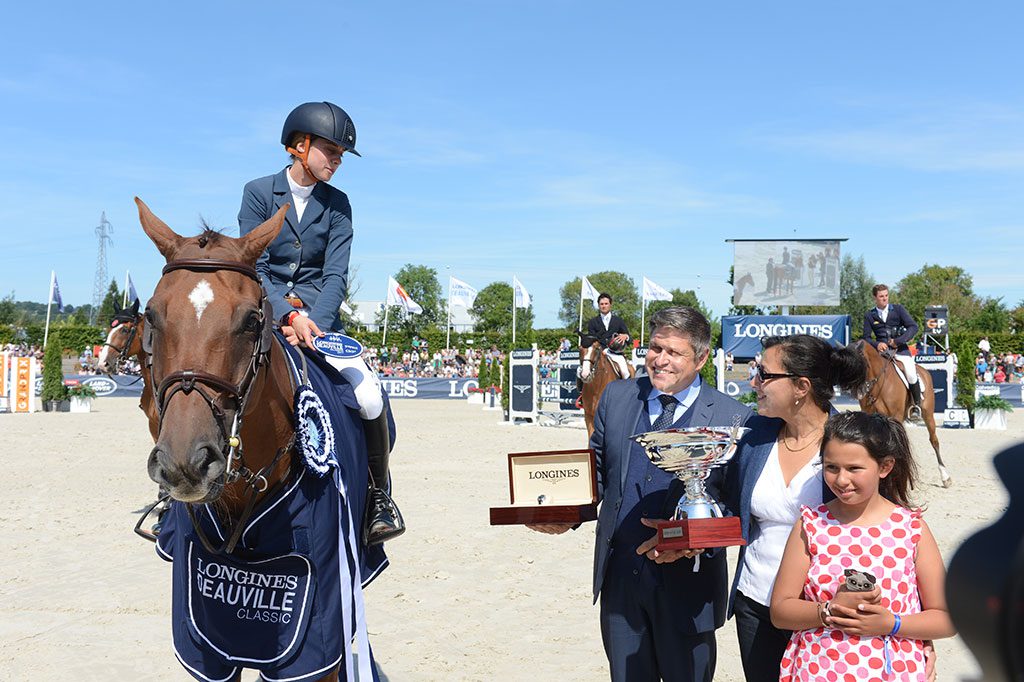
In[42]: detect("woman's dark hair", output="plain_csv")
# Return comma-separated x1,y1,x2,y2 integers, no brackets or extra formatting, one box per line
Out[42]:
822,411,919,508
761,334,866,412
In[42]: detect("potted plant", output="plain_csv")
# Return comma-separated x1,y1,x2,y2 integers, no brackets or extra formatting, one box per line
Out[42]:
40,339,69,412
973,394,1013,430
68,383,97,413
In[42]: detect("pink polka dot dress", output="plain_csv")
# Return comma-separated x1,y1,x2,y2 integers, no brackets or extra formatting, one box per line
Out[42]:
779,504,927,681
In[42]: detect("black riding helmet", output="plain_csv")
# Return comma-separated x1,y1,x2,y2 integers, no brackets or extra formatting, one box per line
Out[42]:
281,101,361,157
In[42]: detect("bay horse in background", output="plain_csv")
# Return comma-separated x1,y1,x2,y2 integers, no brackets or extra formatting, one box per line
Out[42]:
135,198,380,682
97,298,157,438
579,336,635,439
855,340,952,488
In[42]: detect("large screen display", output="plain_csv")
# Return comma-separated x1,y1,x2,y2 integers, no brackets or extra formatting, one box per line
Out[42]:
732,239,842,307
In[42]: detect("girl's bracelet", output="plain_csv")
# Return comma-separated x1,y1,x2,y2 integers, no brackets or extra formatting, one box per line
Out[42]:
888,613,902,637
818,601,832,627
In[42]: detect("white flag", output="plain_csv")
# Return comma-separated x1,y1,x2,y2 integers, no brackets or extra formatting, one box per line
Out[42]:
581,276,600,309
642,276,673,302
340,301,354,315
386,276,423,314
513,276,531,309
449,276,478,308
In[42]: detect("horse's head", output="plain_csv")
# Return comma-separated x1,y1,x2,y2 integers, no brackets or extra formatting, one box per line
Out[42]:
97,299,141,374
137,197,287,503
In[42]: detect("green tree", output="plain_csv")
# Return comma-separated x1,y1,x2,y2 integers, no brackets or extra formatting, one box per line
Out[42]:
1009,300,1024,335
41,338,67,403
470,281,535,338
96,278,123,326
642,288,715,339
558,272,640,333
893,265,978,331
0,292,15,325
377,264,444,337
960,297,1011,334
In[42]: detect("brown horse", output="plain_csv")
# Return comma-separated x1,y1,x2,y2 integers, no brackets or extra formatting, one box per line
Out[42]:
579,340,634,439
855,340,952,488
136,198,376,682
97,300,157,438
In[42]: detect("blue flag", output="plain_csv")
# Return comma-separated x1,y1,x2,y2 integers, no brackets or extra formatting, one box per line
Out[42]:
51,275,64,312
127,273,139,305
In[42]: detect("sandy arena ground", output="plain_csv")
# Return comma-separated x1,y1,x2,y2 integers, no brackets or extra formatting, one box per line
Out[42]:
0,397,1015,681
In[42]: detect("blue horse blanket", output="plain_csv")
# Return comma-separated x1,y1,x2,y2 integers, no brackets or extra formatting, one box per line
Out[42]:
156,335,391,681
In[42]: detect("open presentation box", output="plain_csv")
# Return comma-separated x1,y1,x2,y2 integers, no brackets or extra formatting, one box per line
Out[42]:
489,448,598,525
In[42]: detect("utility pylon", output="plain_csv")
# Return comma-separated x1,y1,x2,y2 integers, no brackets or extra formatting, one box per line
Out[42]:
90,212,113,325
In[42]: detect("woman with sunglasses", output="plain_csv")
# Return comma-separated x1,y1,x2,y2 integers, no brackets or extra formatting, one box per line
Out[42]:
723,334,866,682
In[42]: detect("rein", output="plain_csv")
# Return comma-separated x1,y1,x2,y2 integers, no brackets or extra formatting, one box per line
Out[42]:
861,351,894,408
146,257,286,555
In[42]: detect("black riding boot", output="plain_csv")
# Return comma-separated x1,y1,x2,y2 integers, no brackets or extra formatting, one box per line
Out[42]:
364,411,405,545
908,382,924,422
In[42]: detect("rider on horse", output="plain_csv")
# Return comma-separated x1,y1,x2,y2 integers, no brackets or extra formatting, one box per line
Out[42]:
863,283,924,421
238,101,403,545
580,293,632,382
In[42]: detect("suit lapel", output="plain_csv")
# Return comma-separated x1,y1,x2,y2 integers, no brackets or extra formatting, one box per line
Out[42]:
272,170,302,240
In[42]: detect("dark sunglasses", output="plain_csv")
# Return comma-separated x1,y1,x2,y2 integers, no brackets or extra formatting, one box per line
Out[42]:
755,364,798,382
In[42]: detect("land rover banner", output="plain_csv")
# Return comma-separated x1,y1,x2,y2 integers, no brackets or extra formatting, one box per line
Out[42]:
722,315,850,357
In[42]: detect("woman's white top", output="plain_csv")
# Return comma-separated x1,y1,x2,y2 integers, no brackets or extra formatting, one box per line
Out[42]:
736,442,823,606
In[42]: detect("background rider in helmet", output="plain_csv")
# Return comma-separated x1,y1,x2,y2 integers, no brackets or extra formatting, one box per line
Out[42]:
238,101,403,545
863,283,924,421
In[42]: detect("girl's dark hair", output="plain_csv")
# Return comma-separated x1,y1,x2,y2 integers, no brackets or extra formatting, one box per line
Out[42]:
822,411,919,508
761,335,866,411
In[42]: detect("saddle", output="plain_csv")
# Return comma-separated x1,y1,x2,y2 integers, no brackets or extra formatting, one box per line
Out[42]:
880,350,912,390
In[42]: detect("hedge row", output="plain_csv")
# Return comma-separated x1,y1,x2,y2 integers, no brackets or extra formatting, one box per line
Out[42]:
1,324,106,352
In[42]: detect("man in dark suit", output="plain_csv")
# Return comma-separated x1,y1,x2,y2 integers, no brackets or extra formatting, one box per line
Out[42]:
582,293,631,381
533,306,753,681
862,283,923,420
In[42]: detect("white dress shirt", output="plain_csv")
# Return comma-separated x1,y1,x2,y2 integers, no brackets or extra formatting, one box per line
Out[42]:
736,443,823,606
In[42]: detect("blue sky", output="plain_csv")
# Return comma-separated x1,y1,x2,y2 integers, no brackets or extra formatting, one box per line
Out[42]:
2,2,1022,328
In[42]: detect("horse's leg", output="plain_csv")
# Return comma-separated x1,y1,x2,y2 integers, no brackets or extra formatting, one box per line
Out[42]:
922,407,952,488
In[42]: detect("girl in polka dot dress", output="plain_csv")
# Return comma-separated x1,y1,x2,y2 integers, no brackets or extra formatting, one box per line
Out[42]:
770,412,955,681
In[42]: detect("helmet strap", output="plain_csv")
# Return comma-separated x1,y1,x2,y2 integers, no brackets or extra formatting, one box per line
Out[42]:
285,134,315,182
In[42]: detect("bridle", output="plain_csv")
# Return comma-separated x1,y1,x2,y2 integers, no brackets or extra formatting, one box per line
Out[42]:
102,317,140,368
859,345,893,408
142,257,293,554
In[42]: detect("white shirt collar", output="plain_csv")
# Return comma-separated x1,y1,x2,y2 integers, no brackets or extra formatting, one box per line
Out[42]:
286,171,316,199
648,375,703,421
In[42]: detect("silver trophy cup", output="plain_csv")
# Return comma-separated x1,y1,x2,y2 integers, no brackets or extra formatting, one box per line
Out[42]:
632,423,751,548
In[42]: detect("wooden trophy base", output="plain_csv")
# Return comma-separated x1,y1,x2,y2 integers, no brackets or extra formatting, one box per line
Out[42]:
656,516,746,551
489,502,598,526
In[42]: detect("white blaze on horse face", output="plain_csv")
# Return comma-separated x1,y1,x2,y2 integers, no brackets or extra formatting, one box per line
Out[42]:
188,280,215,324
97,325,119,369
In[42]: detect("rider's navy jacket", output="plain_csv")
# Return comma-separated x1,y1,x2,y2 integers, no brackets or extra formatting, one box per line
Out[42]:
862,304,918,353
586,313,630,348
239,168,353,332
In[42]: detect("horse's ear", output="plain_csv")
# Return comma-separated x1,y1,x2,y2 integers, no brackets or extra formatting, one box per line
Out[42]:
129,299,140,316
135,197,184,259
112,298,122,314
240,203,289,264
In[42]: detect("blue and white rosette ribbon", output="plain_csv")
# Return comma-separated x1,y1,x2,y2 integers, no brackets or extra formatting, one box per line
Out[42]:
294,386,337,476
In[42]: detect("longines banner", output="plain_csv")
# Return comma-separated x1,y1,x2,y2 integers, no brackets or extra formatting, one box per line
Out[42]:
721,315,850,357
60,376,481,400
